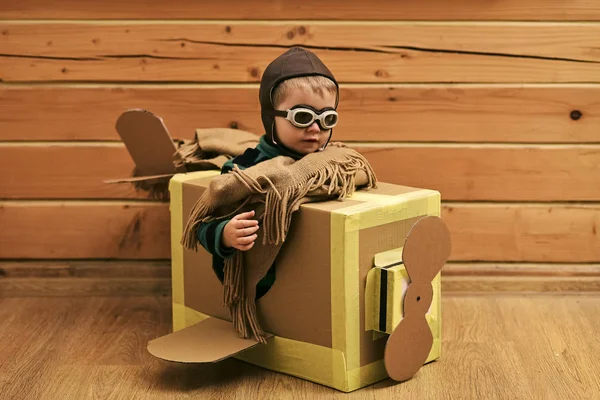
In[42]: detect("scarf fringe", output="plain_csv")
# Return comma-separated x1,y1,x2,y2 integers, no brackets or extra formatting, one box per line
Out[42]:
223,251,267,344
180,193,214,251
233,150,378,246
223,251,244,306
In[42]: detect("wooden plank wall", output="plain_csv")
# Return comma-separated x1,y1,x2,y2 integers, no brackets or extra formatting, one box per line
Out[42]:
1,1,600,296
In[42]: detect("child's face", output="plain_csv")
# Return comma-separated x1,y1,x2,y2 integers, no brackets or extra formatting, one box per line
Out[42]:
274,87,337,155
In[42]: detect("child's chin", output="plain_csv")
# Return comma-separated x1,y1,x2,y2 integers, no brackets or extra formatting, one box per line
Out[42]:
295,141,321,154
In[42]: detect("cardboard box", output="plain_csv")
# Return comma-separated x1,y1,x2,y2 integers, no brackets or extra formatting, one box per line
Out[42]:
154,170,443,392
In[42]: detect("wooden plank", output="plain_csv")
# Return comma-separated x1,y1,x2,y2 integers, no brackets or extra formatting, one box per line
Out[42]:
0,260,171,278
443,203,600,263
444,263,600,277
3,22,600,83
0,277,171,297
9,261,598,280
0,201,171,259
2,84,599,143
443,263,600,292
1,202,599,262
358,145,600,202
1,0,599,20
3,144,600,202
443,276,600,293
1,262,597,297
2,274,598,297
0,145,147,200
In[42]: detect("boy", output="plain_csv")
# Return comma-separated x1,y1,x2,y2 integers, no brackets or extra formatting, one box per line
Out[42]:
197,47,339,298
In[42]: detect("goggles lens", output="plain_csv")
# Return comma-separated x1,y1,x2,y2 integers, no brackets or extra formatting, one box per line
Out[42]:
294,110,315,125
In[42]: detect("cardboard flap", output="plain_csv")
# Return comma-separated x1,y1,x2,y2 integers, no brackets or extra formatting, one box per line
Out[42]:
374,247,404,269
116,109,179,176
147,317,272,363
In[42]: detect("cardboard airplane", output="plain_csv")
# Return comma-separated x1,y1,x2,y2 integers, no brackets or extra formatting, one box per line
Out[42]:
110,110,451,392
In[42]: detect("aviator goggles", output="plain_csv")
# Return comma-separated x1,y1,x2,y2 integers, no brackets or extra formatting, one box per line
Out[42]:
265,105,339,130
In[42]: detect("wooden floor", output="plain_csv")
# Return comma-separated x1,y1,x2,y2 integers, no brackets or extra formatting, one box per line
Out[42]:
1,295,599,399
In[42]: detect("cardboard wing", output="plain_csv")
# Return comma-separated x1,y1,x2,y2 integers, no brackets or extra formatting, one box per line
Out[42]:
147,317,273,363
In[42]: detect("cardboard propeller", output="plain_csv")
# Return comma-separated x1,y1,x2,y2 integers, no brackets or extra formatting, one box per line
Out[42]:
383,216,451,382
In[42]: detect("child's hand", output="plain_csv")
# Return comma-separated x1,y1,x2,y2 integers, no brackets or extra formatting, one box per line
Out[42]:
222,210,259,251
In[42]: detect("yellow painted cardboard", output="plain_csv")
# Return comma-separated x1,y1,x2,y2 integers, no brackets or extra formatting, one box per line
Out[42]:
168,172,442,392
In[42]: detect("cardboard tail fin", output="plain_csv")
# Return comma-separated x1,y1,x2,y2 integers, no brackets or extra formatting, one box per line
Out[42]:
104,109,185,199
116,109,182,177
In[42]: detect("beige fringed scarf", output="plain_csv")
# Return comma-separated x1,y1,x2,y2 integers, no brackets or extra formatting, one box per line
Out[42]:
181,143,378,343
173,128,259,172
